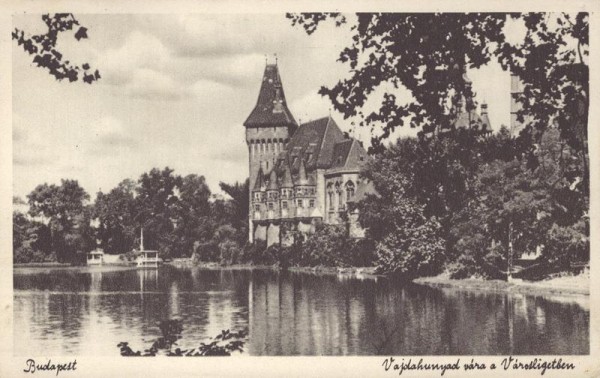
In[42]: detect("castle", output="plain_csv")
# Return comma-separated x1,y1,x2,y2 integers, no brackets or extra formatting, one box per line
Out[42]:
244,63,371,246
244,62,495,246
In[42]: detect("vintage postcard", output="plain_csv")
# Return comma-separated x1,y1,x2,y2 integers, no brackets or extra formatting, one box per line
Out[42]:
0,1,598,377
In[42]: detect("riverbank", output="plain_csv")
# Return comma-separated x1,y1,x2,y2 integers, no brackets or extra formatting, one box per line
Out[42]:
175,260,379,276
413,270,589,296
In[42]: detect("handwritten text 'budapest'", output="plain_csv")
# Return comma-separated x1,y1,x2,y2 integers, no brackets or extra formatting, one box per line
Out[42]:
24,359,77,376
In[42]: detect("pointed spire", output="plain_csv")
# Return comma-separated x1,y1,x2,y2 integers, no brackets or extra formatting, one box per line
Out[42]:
244,62,297,128
253,167,265,191
298,158,308,185
268,168,278,190
281,160,293,188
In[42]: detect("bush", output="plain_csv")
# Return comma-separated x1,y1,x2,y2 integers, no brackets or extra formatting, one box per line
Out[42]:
218,240,242,265
543,219,589,266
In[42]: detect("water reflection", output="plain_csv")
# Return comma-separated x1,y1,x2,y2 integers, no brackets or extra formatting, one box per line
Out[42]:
14,267,589,356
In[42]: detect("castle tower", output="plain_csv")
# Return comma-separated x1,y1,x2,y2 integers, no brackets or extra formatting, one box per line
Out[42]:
244,62,297,242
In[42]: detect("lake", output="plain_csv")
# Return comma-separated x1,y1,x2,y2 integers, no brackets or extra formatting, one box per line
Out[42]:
13,265,589,356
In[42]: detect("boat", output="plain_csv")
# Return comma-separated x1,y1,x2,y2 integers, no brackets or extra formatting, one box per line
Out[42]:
87,248,105,265
135,228,161,268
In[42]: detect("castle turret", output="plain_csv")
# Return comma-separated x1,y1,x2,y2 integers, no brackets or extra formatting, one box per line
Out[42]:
245,61,297,241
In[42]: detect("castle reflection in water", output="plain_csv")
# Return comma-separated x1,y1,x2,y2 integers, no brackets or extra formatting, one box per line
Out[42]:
14,266,589,356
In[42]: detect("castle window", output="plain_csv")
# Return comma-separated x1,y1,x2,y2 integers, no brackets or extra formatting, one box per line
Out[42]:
309,199,315,208
282,201,288,209
297,199,303,208
335,182,343,207
254,204,260,212
268,202,274,210
327,183,334,210
345,181,355,200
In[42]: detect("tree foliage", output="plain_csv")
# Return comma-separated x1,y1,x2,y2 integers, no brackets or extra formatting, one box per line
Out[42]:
359,156,445,279
288,12,589,280
12,13,101,84
287,13,588,167
26,179,92,263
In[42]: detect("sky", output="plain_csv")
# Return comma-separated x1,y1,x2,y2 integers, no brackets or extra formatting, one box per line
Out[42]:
12,14,517,201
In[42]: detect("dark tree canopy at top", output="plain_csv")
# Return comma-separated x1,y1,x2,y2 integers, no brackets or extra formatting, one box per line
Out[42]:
12,13,101,84
287,12,589,160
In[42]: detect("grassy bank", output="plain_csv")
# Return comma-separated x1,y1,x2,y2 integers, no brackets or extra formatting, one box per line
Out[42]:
413,270,589,296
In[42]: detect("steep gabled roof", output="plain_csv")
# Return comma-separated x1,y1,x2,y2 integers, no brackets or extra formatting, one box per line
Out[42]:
284,116,346,171
316,117,345,168
330,139,369,170
244,64,297,128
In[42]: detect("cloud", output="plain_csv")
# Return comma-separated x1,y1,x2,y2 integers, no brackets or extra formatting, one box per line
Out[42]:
89,116,134,148
136,14,302,59
97,30,171,87
125,68,187,101
13,114,53,167
289,90,332,123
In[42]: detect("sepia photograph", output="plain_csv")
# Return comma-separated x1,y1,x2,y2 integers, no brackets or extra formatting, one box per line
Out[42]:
1,2,598,377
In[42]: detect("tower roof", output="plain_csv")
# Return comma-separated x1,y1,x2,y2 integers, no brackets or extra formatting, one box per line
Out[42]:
244,64,297,128
297,158,309,185
281,162,293,188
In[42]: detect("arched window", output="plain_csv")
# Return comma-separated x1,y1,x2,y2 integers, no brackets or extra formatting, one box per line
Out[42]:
345,181,355,201
327,183,334,210
335,182,342,207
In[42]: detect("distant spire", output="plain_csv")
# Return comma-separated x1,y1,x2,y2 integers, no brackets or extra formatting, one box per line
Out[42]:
253,167,265,191
274,53,278,66
268,168,278,190
281,161,293,187
298,158,308,185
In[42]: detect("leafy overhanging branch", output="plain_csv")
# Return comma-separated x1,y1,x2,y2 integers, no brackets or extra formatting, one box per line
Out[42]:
12,13,101,84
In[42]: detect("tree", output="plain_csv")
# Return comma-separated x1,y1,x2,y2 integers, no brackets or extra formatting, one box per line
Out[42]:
135,167,182,255
287,13,507,152
450,127,588,278
218,179,249,244
359,152,445,279
12,13,101,84
13,211,53,263
93,179,138,254
173,174,213,257
287,13,588,166
27,179,91,263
